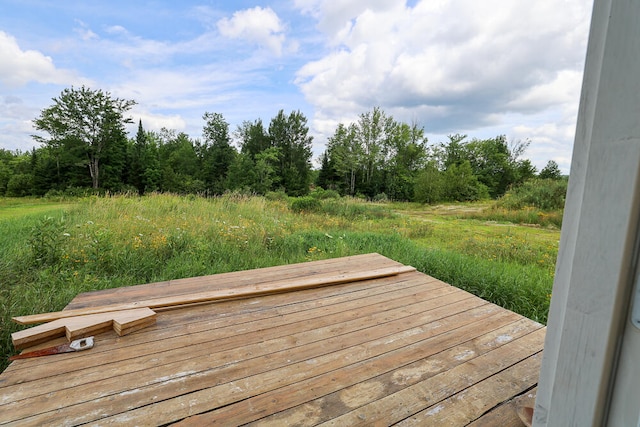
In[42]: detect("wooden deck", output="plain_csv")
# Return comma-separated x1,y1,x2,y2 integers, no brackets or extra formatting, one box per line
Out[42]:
0,253,544,426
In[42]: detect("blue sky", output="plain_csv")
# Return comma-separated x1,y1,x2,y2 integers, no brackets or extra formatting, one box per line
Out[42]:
1,0,592,172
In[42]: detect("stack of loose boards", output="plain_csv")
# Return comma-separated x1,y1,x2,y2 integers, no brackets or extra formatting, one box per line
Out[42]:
11,265,416,351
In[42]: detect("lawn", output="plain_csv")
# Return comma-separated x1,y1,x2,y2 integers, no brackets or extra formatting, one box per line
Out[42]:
0,193,559,371
0,197,73,220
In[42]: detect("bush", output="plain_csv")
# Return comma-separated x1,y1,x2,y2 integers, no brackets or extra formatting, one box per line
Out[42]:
264,190,289,202
414,162,444,204
44,189,66,200
469,206,564,228
372,193,389,202
28,216,65,266
6,173,34,197
498,178,568,211
310,188,341,200
289,196,322,213
321,199,394,220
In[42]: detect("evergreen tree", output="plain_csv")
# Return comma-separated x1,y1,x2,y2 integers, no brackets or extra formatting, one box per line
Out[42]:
130,120,148,195
237,119,271,159
316,151,340,191
0,149,13,196
539,160,562,180
201,112,237,195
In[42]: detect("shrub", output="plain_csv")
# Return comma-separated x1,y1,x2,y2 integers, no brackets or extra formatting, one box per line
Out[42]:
498,178,568,211
264,190,289,202
372,193,389,203
310,188,341,200
6,173,34,197
414,162,444,204
44,189,66,200
321,199,394,220
289,196,322,213
28,216,65,266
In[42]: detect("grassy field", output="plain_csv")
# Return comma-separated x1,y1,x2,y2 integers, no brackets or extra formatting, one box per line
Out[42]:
0,194,559,372
0,197,74,220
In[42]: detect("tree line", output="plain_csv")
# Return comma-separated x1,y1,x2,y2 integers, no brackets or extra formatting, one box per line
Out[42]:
0,86,563,201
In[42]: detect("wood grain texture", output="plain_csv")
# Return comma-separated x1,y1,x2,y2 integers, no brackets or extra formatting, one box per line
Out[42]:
0,254,545,426
11,308,157,349
13,265,415,325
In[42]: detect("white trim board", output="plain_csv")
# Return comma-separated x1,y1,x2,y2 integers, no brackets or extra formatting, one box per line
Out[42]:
534,0,640,425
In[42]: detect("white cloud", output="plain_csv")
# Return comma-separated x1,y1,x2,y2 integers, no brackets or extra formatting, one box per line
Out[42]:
294,0,591,168
294,0,399,41
127,107,187,134
506,70,583,114
0,31,78,87
73,20,99,41
217,6,286,56
111,65,252,111
0,95,41,151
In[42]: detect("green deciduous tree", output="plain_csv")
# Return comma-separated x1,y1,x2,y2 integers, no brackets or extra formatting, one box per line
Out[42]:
226,153,256,192
443,160,489,202
201,112,237,195
324,123,361,196
320,108,428,200
32,86,135,189
356,107,394,195
465,135,515,198
252,147,280,194
268,110,313,196
156,129,201,193
414,161,444,204
384,121,428,200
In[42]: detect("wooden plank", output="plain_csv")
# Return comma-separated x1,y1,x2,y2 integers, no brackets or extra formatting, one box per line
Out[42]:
179,316,541,426
0,278,459,410
0,254,548,426
241,318,544,427
468,401,527,427
3,296,492,425
3,274,437,379
394,353,541,426
65,253,401,309
10,308,157,349
1,286,474,411
468,388,538,427
315,328,546,426
75,303,503,426
13,265,416,325
3,274,438,388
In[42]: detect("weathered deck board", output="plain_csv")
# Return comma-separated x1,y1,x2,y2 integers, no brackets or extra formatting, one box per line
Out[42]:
244,318,542,426
64,253,402,309
0,254,544,426
2,273,442,382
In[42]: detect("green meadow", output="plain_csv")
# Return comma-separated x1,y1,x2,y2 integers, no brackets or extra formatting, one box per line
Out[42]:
0,193,559,371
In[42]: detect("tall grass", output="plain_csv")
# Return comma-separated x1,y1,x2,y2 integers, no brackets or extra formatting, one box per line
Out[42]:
0,193,556,371
461,178,567,228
